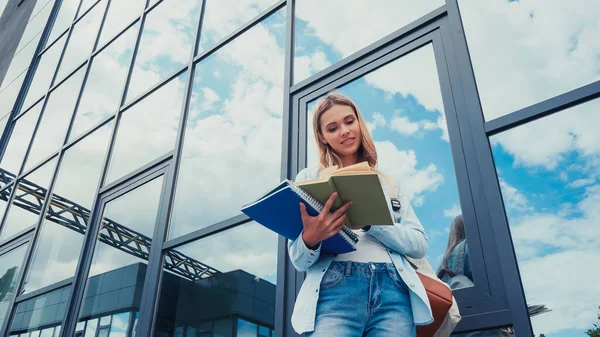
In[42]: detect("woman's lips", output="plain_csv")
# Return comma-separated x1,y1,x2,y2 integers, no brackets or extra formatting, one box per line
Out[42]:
341,137,355,146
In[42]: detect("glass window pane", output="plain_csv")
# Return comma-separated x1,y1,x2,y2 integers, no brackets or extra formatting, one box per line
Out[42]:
48,0,81,43
97,0,145,48
97,328,109,337
99,315,110,326
154,222,277,337
39,328,54,337
294,0,444,84
213,318,233,337
53,325,61,337
237,319,257,337
186,327,197,337
305,44,473,288
125,0,201,103
21,121,114,294
69,23,138,141
4,34,42,88
0,100,44,185
196,0,276,53
0,70,28,117
16,2,53,54
258,326,269,337
106,72,187,184
78,0,98,18
22,35,67,111
0,244,29,328
77,177,164,327
110,312,131,337
168,9,286,239
25,67,86,171
55,1,107,82
30,0,53,21
492,98,600,337
84,318,98,337
8,285,71,335
0,157,58,242
459,0,600,121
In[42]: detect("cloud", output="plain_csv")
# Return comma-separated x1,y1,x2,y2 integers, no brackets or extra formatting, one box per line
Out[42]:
376,140,444,205
294,50,332,84
501,179,600,335
366,111,387,133
166,10,287,289
443,204,461,218
126,0,201,101
390,114,420,136
198,0,278,52
498,178,533,216
294,0,444,84
177,221,278,279
458,0,600,121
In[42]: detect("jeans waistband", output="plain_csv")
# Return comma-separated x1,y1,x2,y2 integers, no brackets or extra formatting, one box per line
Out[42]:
330,261,396,276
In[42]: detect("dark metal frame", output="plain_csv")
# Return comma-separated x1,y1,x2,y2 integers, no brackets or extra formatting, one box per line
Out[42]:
0,0,597,335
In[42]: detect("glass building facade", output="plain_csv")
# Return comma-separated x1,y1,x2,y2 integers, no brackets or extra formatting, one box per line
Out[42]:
0,0,598,336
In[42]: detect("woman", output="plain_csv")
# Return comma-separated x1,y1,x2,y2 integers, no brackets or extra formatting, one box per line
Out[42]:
437,214,474,289
288,92,433,336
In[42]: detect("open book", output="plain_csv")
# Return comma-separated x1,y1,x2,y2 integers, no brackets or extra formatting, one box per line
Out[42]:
241,180,358,254
296,162,394,230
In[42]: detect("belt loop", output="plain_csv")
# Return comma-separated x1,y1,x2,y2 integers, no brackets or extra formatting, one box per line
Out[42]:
344,262,352,276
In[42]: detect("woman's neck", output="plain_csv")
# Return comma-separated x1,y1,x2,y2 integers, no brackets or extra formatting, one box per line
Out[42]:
340,153,358,167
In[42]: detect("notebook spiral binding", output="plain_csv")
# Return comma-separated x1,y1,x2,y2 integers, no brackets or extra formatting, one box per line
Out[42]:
291,185,359,246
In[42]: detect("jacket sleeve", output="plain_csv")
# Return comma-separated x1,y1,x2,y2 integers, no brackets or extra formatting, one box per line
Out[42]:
364,186,429,259
287,168,321,272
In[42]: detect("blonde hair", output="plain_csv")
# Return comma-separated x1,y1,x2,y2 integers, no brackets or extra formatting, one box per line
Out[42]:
312,92,378,171
312,92,398,196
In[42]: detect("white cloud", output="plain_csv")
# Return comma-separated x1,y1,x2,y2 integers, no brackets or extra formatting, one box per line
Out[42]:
443,204,461,218
295,0,444,84
366,111,387,133
166,11,286,285
198,0,276,51
178,222,278,279
567,178,595,189
503,181,600,335
459,0,600,121
376,140,444,205
498,178,533,216
294,50,332,84
126,0,201,101
390,114,420,136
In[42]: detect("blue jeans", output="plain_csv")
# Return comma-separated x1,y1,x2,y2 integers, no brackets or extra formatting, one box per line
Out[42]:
306,261,416,337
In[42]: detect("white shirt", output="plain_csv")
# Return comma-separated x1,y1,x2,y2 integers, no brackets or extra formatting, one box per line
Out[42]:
334,228,392,263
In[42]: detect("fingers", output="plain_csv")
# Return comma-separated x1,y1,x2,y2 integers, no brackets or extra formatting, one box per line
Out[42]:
332,200,352,218
328,214,348,235
299,202,308,220
321,192,338,215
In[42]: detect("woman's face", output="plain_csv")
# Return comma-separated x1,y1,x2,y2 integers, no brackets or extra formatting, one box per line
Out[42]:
318,104,362,161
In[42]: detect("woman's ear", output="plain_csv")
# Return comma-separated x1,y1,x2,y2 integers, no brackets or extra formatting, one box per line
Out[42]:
317,133,328,145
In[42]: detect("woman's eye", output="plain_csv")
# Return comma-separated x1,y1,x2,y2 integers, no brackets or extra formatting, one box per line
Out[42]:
328,127,337,132
347,119,355,124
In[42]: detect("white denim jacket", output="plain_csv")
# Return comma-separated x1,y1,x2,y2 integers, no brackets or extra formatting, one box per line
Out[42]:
288,167,433,334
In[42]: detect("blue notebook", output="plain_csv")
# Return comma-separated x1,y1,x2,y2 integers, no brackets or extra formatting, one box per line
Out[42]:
241,180,358,255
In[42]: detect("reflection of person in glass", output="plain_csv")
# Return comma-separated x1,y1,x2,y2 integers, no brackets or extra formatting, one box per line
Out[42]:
438,215,514,337
288,93,431,337
437,214,474,289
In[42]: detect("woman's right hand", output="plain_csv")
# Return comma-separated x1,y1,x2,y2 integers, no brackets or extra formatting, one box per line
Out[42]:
299,192,352,248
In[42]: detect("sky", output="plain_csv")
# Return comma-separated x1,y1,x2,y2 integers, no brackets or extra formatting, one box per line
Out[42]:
0,0,598,336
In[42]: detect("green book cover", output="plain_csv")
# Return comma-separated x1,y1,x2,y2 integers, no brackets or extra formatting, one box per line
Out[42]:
297,173,393,230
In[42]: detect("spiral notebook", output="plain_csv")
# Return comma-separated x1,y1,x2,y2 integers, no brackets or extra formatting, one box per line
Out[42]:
241,180,358,254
